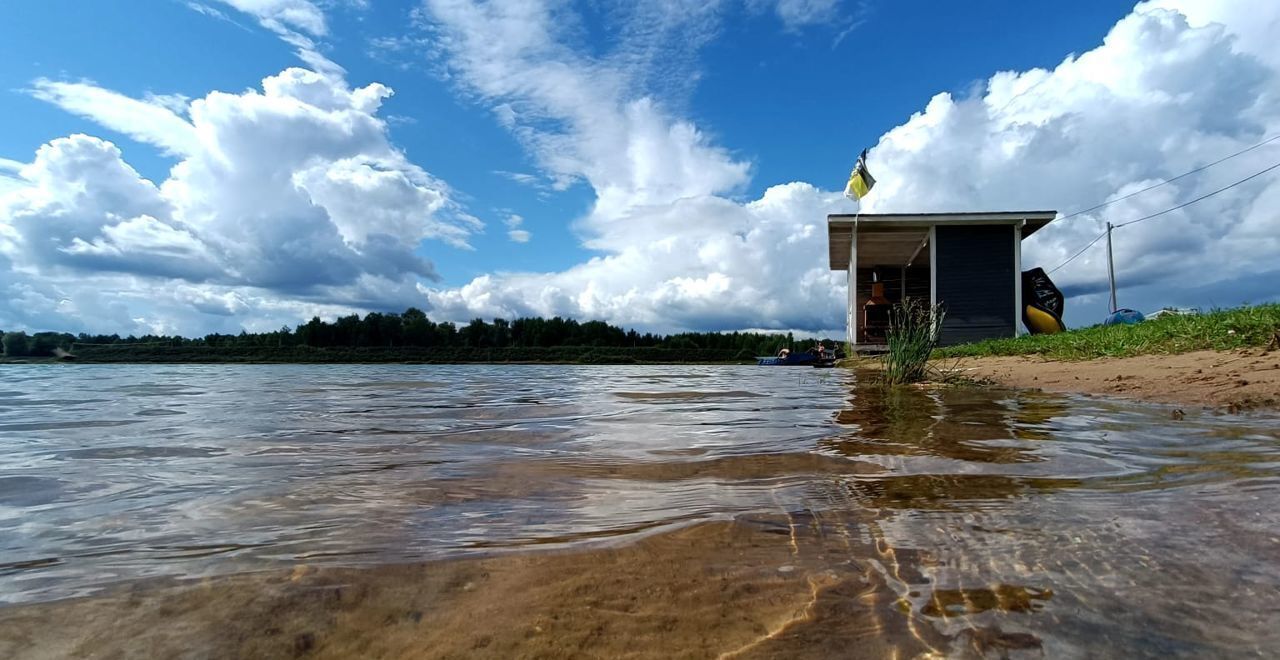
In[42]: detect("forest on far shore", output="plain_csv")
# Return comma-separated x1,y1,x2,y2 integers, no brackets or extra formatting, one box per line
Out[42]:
1,308,839,364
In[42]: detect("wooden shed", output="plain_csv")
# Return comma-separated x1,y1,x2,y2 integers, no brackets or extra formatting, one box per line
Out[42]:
827,211,1057,350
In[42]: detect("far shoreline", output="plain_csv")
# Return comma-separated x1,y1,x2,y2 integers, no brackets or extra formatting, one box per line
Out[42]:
0,358,754,366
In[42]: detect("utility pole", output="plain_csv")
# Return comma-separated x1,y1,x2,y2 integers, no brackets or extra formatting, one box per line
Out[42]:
1106,222,1118,313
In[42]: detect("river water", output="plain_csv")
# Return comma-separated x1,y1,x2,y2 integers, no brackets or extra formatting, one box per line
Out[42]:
1,364,1278,657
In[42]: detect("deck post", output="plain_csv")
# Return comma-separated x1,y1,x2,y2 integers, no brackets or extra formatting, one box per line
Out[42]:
1014,220,1024,336
928,225,937,310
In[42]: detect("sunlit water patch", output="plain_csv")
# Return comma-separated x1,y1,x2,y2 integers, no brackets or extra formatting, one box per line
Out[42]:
0,363,1277,656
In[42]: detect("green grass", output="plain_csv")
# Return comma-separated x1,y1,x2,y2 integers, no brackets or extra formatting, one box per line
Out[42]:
883,299,946,384
935,303,1280,361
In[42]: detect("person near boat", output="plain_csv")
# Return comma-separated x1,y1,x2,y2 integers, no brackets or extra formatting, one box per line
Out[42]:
758,341,841,366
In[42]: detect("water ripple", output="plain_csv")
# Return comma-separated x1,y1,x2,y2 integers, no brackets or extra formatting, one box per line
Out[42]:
0,363,1277,656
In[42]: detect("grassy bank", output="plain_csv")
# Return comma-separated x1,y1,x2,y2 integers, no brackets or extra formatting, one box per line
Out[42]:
935,304,1280,361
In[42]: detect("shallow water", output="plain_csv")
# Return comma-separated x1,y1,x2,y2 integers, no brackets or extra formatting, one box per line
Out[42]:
1,364,1278,657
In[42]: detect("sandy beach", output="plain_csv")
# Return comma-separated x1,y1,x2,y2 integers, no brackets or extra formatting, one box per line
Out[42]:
948,348,1280,410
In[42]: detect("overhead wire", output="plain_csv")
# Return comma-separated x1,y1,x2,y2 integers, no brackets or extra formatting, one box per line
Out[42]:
1046,157,1280,274
1055,133,1280,223
1047,231,1106,275
1113,158,1280,228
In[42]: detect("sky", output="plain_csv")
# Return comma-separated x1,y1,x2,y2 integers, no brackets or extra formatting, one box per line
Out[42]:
1,0,1277,337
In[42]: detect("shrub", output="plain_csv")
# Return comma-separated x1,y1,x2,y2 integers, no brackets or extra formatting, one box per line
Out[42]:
884,299,945,384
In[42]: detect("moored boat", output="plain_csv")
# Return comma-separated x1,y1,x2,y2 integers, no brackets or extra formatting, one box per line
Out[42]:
757,351,837,367
756,353,817,366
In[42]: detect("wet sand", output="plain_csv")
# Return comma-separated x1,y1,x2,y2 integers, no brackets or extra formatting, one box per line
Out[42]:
948,348,1280,409
0,515,965,660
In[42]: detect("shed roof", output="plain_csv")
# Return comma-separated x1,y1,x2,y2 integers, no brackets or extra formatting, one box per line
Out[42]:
827,210,1056,270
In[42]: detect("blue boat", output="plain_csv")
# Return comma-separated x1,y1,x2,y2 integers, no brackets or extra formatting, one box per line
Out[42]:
757,352,836,367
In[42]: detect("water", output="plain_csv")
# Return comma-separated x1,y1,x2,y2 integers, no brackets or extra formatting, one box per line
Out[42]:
1,364,1278,657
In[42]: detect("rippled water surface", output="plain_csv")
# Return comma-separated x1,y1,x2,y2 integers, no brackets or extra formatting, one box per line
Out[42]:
2,364,1279,657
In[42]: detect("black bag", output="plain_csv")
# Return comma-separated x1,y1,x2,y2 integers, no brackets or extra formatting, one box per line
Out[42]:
1021,267,1066,332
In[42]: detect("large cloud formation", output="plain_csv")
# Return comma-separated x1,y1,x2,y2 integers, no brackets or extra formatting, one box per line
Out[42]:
418,0,1280,331
865,1,1280,318
2,0,1278,335
417,0,850,333
1,65,478,334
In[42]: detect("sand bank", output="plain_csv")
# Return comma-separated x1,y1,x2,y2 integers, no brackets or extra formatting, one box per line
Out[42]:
0,515,982,660
948,348,1280,409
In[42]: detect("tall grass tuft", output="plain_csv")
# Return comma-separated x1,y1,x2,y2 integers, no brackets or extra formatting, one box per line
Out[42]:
883,299,946,384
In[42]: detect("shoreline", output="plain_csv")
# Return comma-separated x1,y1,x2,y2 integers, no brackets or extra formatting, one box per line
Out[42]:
945,348,1280,410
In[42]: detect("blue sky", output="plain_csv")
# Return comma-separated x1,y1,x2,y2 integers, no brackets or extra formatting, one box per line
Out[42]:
1,0,1278,335
1,1,1132,285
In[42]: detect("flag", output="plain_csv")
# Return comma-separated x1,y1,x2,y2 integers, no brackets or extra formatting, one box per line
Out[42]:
844,149,876,201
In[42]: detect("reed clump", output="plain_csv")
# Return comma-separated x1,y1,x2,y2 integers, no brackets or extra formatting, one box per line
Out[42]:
883,299,945,384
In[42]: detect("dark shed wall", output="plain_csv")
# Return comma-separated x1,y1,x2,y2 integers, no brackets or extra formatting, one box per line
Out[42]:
935,225,1015,346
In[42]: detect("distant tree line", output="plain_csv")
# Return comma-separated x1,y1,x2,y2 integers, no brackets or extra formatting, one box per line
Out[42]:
1,308,837,363
2,331,75,358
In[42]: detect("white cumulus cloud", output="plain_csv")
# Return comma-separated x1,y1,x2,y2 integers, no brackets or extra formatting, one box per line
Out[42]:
415,0,1280,331
6,0,1279,337
0,65,479,335
29,80,200,156
861,1,1280,318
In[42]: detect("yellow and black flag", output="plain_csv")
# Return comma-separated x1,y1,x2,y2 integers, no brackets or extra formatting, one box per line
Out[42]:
844,149,876,201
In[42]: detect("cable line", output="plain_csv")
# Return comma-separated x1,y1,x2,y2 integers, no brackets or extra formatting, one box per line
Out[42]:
1046,157,1280,273
1047,230,1106,274
1114,158,1280,228
1056,133,1280,223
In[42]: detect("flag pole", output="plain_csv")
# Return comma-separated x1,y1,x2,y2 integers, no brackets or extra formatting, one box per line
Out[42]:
844,147,874,350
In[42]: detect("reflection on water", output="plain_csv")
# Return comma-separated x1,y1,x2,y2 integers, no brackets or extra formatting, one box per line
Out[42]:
0,364,1278,657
